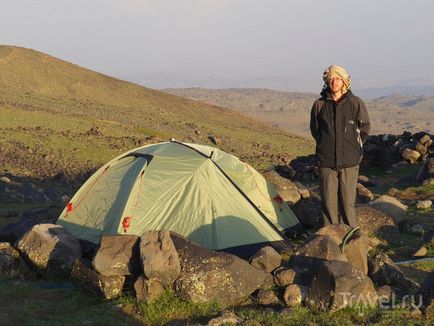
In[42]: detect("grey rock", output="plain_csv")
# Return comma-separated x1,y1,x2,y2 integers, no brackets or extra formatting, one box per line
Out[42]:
0,242,10,250
290,234,347,285
140,230,181,287
0,244,21,278
262,170,300,205
412,246,427,257
368,195,408,221
16,223,81,279
357,183,374,204
274,267,297,287
172,233,273,307
134,276,165,302
419,271,434,309
402,148,421,164
255,289,281,306
358,175,379,187
423,178,434,186
291,198,321,228
315,224,349,246
278,189,301,206
208,135,222,145
416,200,432,210
391,160,410,171
284,284,309,307
343,235,370,276
0,176,11,184
419,134,432,145
71,259,125,299
368,252,420,292
207,311,243,326
298,189,310,199
250,246,282,273
93,235,140,276
415,142,428,156
316,224,370,275
307,260,377,311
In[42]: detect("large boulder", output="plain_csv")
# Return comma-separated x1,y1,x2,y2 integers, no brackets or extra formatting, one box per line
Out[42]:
369,195,408,221
140,230,181,287
291,198,321,228
315,224,349,245
92,235,140,276
368,253,420,293
249,246,282,273
16,224,81,279
343,234,370,276
290,234,347,285
71,259,125,299
0,242,21,278
355,205,400,242
171,233,273,307
316,224,370,275
306,260,377,311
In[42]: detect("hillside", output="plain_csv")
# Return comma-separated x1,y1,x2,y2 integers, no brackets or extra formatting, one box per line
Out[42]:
164,88,434,137
0,46,313,186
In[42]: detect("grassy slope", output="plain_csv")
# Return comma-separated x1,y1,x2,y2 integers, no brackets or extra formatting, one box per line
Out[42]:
0,45,313,182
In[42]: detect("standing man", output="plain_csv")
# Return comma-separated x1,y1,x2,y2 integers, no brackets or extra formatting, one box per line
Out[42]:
310,65,370,227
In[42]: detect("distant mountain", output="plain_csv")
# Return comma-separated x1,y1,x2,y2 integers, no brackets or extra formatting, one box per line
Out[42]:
359,85,434,99
120,72,434,100
0,45,313,181
163,88,434,138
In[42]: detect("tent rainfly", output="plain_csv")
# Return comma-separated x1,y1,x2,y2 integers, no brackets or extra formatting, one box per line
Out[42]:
57,141,300,257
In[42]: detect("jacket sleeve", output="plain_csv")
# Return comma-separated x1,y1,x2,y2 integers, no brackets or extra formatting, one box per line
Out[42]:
310,101,320,142
357,99,370,143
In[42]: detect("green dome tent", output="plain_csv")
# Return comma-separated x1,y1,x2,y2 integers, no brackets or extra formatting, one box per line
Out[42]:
57,141,300,256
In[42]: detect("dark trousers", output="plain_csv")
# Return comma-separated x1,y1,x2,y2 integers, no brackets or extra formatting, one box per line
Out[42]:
319,165,359,227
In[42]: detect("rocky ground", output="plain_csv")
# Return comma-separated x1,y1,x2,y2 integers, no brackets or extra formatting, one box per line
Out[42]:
1,132,434,325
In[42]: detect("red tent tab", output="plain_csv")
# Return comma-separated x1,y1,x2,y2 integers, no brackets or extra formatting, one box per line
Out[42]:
122,216,132,233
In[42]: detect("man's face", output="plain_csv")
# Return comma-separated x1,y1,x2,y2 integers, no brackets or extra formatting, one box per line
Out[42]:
328,77,344,94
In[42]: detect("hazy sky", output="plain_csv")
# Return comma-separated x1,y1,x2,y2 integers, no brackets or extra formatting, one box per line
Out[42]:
1,0,434,91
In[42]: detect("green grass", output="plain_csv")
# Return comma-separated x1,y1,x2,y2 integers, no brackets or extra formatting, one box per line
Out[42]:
0,281,142,325
117,290,222,325
233,304,432,325
135,126,169,139
1,278,433,325
410,184,434,195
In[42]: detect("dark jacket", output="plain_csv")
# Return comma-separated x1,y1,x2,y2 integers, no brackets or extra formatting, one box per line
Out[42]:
310,89,370,169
